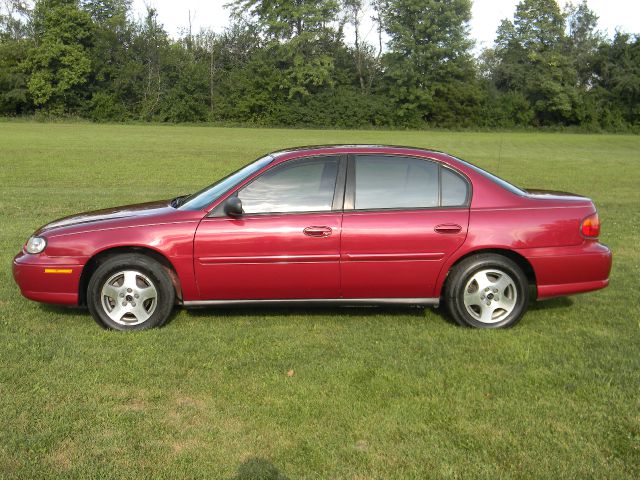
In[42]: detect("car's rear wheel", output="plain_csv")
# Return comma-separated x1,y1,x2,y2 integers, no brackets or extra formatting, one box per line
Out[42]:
445,254,530,328
87,254,175,330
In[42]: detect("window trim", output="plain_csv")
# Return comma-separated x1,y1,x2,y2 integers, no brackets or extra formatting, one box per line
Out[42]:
345,154,472,212
209,154,348,218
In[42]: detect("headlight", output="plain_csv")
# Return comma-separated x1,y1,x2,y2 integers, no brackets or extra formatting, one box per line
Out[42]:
25,236,47,254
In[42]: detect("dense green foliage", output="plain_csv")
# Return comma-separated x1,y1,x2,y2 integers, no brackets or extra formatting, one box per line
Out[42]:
381,0,481,126
0,0,638,129
1,123,638,478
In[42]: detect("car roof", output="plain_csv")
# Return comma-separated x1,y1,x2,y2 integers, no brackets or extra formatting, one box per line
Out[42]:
270,144,448,158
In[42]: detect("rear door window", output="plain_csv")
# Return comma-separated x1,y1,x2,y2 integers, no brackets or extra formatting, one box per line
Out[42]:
354,155,468,210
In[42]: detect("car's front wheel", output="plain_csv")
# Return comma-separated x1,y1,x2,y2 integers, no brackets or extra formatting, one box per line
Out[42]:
87,254,175,330
445,253,530,328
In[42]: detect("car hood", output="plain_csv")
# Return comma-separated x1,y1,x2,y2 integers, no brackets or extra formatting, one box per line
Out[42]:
36,200,173,234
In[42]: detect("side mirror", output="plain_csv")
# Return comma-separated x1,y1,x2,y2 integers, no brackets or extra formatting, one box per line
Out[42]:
223,196,243,217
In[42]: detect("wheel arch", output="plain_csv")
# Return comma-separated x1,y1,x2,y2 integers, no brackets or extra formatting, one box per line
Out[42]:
78,246,182,306
439,248,537,299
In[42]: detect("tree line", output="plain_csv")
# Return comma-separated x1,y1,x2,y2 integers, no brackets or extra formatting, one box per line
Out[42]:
0,0,638,130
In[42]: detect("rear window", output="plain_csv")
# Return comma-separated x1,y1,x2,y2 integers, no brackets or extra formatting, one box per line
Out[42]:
452,156,526,196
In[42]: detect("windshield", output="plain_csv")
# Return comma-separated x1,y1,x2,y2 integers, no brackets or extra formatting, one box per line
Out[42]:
451,155,526,196
179,155,274,210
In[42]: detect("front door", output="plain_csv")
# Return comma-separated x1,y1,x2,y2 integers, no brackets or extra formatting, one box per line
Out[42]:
340,154,470,299
194,155,345,300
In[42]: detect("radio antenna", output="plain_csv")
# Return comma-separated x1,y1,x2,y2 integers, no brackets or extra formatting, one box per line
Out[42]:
496,135,504,176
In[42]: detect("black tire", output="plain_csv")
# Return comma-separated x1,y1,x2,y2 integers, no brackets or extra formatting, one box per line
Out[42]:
87,254,175,331
444,254,530,328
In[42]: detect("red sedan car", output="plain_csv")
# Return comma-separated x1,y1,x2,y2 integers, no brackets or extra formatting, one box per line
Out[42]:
13,145,611,330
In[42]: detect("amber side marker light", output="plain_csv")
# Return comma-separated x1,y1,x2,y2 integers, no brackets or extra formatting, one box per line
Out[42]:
581,213,600,238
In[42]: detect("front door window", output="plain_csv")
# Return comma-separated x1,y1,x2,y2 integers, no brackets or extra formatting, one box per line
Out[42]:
239,156,340,214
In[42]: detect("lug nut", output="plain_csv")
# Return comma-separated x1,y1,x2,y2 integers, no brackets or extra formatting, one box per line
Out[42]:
119,292,124,297
134,293,139,298
131,302,136,307
486,301,491,306
122,301,127,306
127,288,132,293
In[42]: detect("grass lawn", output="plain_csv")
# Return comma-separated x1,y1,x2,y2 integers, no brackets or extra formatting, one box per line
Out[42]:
0,122,638,479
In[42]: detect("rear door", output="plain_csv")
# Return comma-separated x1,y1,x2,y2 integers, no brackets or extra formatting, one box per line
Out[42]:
194,155,346,300
340,154,470,299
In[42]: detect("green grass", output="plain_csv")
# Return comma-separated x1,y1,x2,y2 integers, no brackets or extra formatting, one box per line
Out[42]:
0,123,638,479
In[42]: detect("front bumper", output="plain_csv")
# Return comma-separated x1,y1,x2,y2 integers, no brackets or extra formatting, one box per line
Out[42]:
13,252,83,305
517,241,612,300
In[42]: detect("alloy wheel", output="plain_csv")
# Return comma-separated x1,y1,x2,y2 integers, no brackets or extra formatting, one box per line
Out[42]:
462,268,518,324
100,270,158,326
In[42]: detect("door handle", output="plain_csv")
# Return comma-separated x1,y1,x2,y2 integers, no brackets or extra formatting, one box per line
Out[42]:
434,224,462,234
303,226,332,238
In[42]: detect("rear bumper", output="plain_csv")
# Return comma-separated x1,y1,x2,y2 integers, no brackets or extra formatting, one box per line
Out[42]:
536,279,609,299
12,252,82,305
517,242,612,300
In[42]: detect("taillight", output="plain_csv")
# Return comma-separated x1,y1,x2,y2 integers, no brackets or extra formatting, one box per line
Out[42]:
581,213,600,238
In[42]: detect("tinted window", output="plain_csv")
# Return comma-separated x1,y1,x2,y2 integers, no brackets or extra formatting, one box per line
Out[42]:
239,156,339,214
441,167,468,206
180,155,274,210
355,155,439,210
452,155,525,196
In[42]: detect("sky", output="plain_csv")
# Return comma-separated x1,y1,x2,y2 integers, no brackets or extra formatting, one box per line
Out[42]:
131,0,640,51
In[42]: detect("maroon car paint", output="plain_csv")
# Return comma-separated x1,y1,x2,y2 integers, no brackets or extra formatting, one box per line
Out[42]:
340,209,469,298
194,212,342,299
13,145,611,307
